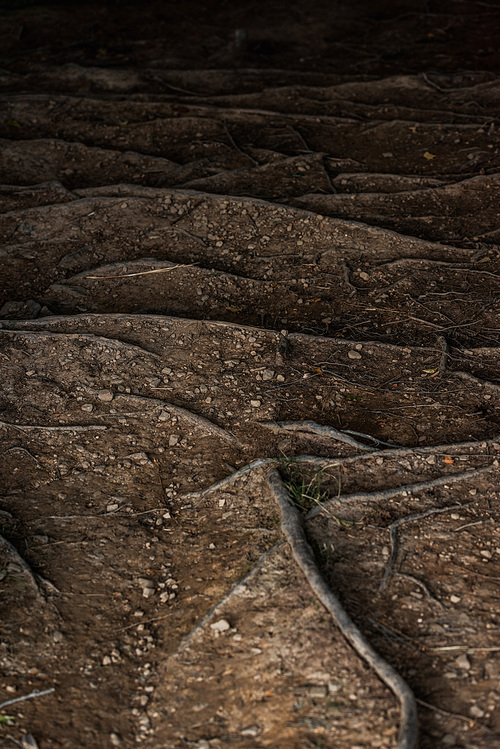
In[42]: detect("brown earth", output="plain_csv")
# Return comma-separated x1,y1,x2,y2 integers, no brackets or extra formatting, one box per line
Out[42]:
0,1,499,748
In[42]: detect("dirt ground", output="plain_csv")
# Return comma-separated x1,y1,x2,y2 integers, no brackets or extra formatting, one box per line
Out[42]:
0,1,499,748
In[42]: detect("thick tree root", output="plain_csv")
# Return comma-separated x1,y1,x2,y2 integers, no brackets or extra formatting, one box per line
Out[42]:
267,468,419,749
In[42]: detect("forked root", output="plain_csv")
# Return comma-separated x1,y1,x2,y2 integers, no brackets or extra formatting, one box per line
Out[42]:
267,468,419,749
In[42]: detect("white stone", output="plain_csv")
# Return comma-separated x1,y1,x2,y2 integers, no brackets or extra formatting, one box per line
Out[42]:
210,619,230,633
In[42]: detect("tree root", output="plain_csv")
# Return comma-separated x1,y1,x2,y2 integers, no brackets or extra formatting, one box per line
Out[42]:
261,420,376,451
180,542,283,648
379,504,470,591
307,466,492,520
0,533,57,602
267,469,418,749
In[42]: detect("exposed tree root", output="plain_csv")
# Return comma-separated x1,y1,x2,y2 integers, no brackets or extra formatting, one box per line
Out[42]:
379,504,470,591
261,420,376,451
0,533,56,602
307,466,492,520
267,469,418,749
180,542,283,648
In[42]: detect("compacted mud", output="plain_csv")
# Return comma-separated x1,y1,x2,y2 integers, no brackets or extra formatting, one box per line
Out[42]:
0,2,499,748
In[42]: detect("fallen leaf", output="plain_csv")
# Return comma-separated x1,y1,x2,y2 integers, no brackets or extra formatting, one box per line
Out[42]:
444,455,454,464
424,151,436,160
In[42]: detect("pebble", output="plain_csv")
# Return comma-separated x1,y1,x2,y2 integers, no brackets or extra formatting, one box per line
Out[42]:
450,594,461,603
262,369,274,381
250,400,261,407
470,704,485,718
110,733,122,746
169,435,179,446
348,350,362,360
81,404,93,412
455,654,471,671
210,619,230,633
138,578,155,588
309,685,328,698
52,630,64,642
241,726,259,737
97,389,113,402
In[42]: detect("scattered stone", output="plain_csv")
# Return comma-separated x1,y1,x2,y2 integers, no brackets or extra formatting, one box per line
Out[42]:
250,400,261,407
210,619,230,633
262,368,274,380
102,655,112,666
97,389,113,401
470,704,485,718
169,435,179,447
348,350,362,360
241,725,260,737
455,654,471,671
110,733,122,746
107,503,119,512
52,630,64,642
450,595,461,604
309,685,328,698
81,404,93,412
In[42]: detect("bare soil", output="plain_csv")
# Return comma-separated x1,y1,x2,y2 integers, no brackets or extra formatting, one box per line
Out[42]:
0,2,499,748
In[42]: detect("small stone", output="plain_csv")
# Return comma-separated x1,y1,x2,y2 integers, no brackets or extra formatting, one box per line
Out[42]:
450,594,461,604
348,350,362,360
480,550,492,559
110,733,122,746
210,619,230,633
81,404,93,412
142,588,155,598
309,685,328,698
168,435,179,447
241,726,259,738
52,630,64,643
455,654,471,671
359,272,369,281
138,578,155,588
102,655,112,666
97,389,113,402
470,704,484,718
250,400,261,407
262,369,275,381
276,375,285,382
107,503,119,512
